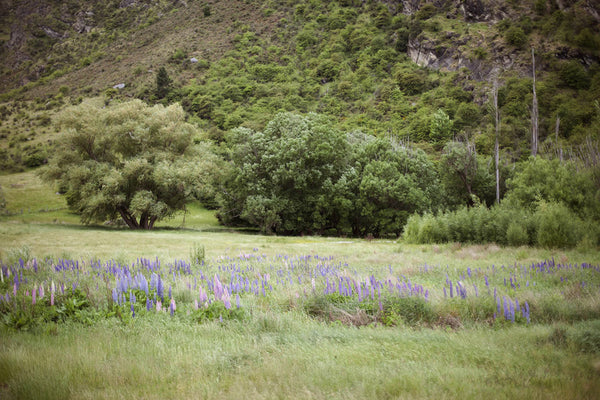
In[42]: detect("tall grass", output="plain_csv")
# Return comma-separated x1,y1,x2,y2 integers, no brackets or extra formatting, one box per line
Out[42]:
1,315,599,399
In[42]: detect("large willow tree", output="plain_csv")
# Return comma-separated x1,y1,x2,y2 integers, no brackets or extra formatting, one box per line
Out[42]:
42,99,208,229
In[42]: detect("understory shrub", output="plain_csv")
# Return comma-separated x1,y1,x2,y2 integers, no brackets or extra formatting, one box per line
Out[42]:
403,200,589,249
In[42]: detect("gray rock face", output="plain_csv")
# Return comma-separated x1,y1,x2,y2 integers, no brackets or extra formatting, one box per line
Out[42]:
407,38,514,82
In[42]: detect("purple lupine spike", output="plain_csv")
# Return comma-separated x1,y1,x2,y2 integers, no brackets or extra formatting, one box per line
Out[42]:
170,298,176,316
131,303,135,318
449,281,453,298
509,300,515,323
235,294,240,309
146,297,151,311
157,275,164,301
112,288,119,304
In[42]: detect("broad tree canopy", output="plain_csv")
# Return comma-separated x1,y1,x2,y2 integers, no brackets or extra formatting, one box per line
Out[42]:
42,99,205,229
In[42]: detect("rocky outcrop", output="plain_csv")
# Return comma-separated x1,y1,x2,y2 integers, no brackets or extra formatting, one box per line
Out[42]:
407,37,515,81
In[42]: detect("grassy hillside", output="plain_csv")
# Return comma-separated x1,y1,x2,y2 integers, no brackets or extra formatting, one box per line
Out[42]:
1,0,599,173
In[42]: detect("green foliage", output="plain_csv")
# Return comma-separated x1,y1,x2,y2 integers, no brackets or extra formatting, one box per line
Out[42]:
218,113,440,237
39,99,212,229
190,243,205,265
439,141,496,207
156,66,172,99
504,26,527,48
1,287,95,331
535,201,583,248
191,301,245,323
219,112,350,235
381,296,434,326
559,60,590,90
430,109,453,144
506,157,599,221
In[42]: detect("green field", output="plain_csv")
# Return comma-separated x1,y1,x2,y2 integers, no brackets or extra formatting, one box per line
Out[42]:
1,172,599,399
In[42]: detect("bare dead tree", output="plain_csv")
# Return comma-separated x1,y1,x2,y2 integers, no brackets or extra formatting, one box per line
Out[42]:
555,115,562,162
531,47,539,157
493,79,500,204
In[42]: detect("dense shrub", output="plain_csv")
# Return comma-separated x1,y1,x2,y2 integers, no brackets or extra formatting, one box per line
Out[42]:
535,201,583,248
218,113,441,237
504,26,527,47
402,199,590,248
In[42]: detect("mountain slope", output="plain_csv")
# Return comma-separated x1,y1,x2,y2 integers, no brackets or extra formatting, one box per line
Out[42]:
1,0,599,173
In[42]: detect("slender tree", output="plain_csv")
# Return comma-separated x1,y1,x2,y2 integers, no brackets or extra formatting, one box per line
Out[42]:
493,79,501,204
156,66,172,99
531,48,539,157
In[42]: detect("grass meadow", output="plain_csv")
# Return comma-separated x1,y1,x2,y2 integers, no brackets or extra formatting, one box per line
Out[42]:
1,172,599,399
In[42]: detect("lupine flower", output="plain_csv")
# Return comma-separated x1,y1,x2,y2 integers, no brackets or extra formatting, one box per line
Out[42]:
156,300,162,312
169,298,176,316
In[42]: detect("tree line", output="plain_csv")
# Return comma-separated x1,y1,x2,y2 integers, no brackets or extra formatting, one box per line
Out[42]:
40,99,600,248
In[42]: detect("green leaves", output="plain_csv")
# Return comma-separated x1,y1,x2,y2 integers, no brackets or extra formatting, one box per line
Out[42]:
219,112,441,237
40,99,208,229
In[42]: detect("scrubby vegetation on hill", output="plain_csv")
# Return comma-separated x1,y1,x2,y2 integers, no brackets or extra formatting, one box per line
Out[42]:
1,0,599,246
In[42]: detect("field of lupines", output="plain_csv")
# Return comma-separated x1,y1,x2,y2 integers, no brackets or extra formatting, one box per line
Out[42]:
2,249,600,330
1,245,600,399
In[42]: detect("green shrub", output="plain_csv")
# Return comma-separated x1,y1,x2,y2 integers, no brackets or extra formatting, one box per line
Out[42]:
402,214,422,243
506,221,529,246
190,243,205,265
559,60,590,90
504,26,527,47
381,296,434,326
535,202,583,248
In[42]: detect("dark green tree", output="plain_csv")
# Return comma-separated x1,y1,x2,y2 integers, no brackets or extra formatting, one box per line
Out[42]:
217,112,349,235
156,66,172,99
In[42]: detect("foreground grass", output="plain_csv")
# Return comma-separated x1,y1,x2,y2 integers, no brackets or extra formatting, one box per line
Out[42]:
1,170,600,399
1,315,599,399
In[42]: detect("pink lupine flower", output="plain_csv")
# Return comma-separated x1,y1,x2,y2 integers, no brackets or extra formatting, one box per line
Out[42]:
156,300,162,312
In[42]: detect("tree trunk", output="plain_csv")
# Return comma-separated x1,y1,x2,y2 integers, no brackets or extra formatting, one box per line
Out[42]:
531,48,539,157
118,207,140,229
493,80,500,204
